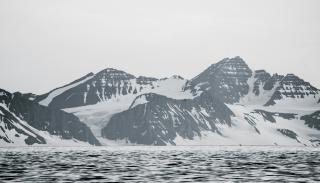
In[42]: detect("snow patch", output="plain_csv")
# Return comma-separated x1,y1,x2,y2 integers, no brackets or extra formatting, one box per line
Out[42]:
39,75,94,106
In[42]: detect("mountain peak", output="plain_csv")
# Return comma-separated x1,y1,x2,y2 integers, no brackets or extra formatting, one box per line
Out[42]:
98,67,130,74
229,56,244,61
218,56,246,64
189,56,253,103
96,68,135,80
205,56,250,76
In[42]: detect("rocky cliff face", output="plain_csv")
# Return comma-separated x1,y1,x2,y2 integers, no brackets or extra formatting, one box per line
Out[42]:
265,74,320,106
101,92,234,145
0,89,100,146
186,57,320,107
252,70,272,96
186,56,253,104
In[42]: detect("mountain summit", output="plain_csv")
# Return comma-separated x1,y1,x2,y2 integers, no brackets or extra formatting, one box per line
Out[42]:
186,56,253,103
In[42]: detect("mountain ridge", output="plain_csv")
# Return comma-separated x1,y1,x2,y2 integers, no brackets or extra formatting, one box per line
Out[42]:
1,56,320,146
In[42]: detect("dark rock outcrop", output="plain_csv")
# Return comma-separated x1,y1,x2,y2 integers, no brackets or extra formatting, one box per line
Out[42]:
277,129,299,142
0,89,100,146
262,73,284,91
252,70,272,96
252,110,296,123
301,111,320,130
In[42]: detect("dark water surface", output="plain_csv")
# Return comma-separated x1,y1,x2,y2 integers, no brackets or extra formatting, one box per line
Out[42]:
0,146,319,182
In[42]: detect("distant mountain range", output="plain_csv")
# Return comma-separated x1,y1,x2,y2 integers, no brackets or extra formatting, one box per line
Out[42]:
1,56,319,146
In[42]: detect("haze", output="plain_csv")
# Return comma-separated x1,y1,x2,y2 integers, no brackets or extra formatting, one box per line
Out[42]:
0,0,319,94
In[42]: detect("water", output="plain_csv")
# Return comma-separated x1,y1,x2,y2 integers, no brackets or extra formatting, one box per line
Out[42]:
0,146,319,182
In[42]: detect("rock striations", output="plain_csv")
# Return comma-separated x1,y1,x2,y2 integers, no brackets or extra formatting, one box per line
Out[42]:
186,57,253,104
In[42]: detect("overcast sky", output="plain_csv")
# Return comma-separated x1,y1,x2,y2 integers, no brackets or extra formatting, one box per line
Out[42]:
0,0,319,94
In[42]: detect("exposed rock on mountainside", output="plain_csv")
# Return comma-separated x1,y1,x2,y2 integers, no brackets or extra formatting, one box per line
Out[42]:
186,56,253,104
301,111,320,130
187,57,320,107
265,74,320,106
252,70,272,96
277,129,300,142
0,89,100,146
251,110,296,123
102,92,234,145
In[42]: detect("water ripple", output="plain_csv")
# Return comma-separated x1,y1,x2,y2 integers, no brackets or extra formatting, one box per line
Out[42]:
0,146,319,182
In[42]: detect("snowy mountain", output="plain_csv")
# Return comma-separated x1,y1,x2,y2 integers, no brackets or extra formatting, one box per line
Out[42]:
101,92,234,145
185,56,253,104
0,89,100,146
35,69,193,138
35,69,193,109
3,56,320,146
186,57,320,107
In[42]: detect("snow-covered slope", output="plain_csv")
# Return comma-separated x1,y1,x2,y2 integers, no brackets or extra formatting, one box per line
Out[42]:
37,69,194,138
99,92,319,146
0,89,100,146
99,57,319,146
38,73,94,106
223,105,319,146
63,76,194,138
32,56,320,146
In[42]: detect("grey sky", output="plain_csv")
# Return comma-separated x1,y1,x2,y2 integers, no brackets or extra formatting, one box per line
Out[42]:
0,0,319,94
